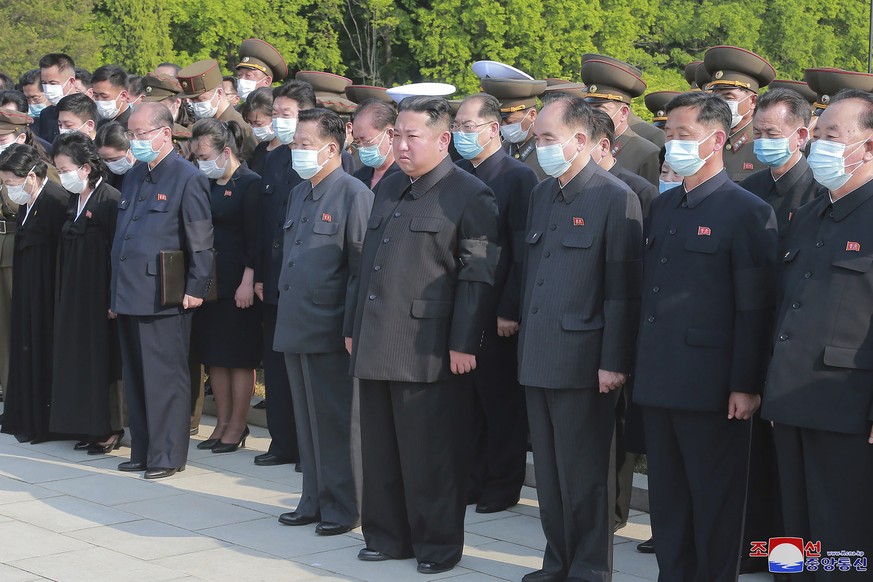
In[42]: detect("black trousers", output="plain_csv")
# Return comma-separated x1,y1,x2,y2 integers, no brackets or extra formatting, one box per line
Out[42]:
359,377,474,566
526,386,616,582
741,414,782,570
773,423,873,581
642,406,751,582
468,331,527,506
262,304,299,462
284,351,359,527
118,313,192,469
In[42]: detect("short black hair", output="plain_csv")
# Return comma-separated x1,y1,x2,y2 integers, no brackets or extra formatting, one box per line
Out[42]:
75,68,92,89
589,108,615,145
191,118,246,159
297,108,347,148
19,69,41,88
462,93,501,124
222,76,238,95
540,93,594,135
95,121,129,151
756,87,811,126
57,93,97,122
353,98,396,129
39,53,76,73
272,80,316,110
240,87,273,121
156,62,182,75
665,91,732,134
92,65,128,89
0,90,28,113
830,89,873,131
52,131,107,188
0,72,13,92
126,75,145,98
0,143,48,180
398,96,452,130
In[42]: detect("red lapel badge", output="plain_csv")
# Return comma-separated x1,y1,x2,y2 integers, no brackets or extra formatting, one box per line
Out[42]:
789,211,794,221
847,241,861,252
573,217,585,226
85,210,92,219
157,193,167,201
698,226,712,236
322,212,332,222
743,162,754,171
224,190,232,197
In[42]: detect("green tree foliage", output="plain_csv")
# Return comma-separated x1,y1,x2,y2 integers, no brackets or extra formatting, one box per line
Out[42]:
0,0,102,79
94,1,175,74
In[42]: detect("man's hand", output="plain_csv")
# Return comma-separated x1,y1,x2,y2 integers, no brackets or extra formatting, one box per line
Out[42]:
235,283,254,309
254,282,264,302
868,424,873,445
727,392,761,420
598,369,627,394
497,317,519,337
450,350,476,374
182,295,203,309
108,309,117,320
345,337,352,355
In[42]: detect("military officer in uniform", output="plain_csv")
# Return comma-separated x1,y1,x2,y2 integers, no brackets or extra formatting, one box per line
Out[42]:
633,91,778,581
177,60,257,161
111,102,214,479
763,90,873,580
235,38,288,102
645,91,682,131
452,93,538,513
684,61,704,90
804,68,873,142
480,78,547,180
703,45,776,182
581,58,660,185
142,73,188,126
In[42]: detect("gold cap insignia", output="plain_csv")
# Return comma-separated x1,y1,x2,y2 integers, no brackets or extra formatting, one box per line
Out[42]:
588,84,597,93
146,86,152,93
822,94,830,104
242,57,250,62
714,71,724,79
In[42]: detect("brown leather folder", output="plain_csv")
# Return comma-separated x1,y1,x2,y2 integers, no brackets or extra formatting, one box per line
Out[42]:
159,250,217,306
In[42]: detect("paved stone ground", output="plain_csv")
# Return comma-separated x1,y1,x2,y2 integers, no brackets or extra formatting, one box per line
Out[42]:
0,410,771,581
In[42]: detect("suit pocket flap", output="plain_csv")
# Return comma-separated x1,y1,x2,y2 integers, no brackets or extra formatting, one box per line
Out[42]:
409,216,444,233
149,199,170,213
561,314,604,331
783,248,799,262
313,221,340,235
411,299,453,319
527,231,542,245
823,345,873,370
562,232,594,249
367,215,383,229
684,236,719,254
147,260,158,276
312,288,345,305
832,253,873,273
686,328,732,348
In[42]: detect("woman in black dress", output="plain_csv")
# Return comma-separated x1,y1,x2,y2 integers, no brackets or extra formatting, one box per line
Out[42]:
49,132,124,453
190,118,262,453
0,144,69,442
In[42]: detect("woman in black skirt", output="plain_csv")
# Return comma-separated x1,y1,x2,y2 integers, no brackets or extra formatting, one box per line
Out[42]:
49,132,124,453
0,144,69,442
190,118,262,453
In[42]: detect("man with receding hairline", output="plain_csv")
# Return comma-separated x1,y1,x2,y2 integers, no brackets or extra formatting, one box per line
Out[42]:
351,98,401,191
346,95,498,574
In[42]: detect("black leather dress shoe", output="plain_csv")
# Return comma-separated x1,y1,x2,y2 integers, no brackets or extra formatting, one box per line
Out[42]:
357,548,391,561
315,521,352,536
118,461,146,472
144,466,185,479
636,537,655,554
196,438,219,450
74,441,92,451
417,561,455,574
254,453,292,466
278,511,317,526
521,570,564,582
475,497,519,514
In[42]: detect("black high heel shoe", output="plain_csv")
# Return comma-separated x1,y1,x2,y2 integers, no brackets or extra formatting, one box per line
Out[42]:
212,426,249,454
88,431,124,455
196,438,220,450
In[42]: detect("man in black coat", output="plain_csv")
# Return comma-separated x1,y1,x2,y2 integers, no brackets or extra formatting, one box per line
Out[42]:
763,90,873,577
517,93,643,582
37,52,81,144
345,96,498,575
633,92,779,581
111,103,214,479
454,93,538,514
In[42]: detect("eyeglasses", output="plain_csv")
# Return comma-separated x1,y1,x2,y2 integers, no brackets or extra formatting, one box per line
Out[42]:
124,126,167,140
450,121,492,133
351,129,387,149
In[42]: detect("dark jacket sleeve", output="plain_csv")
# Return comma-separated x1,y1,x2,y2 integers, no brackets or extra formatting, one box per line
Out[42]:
242,177,261,270
344,184,374,337
449,185,499,354
181,171,214,298
496,167,537,321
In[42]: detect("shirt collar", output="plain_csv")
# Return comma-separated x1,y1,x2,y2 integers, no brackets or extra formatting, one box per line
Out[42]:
679,169,729,208
145,150,179,182
472,147,508,179
772,155,809,197
310,165,345,201
820,176,873,221
553,157,598,204
408,155,454,199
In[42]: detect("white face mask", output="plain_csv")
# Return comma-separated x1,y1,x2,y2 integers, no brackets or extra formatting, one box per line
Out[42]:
236,79,258,101
105,152,135,175
500,110,533,144
664,131,717,177
273,117,297,144
292,143,330,180
58,121,89,136
807,138,868,191
43,80,70,106
5,166,36,205
252,124,275,142
192,91,219,119
198,153,228,179
726,94,752,129
59,166,87,194
95,95,122,120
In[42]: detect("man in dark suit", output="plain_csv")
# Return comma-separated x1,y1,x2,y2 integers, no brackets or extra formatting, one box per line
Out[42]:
111,102,214,479
351,98,402,192
37,52,80,144
251,81,315,468
738,86,821,575
633,91,779,582
345,96,498,575
273,108,373,535
92,65,134,129
453,93,538,514
517,93,643,582
763,90,873,577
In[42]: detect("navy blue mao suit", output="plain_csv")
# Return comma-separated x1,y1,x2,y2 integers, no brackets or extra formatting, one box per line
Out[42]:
111,151,213,470
456,148,537,509
633,169,778,582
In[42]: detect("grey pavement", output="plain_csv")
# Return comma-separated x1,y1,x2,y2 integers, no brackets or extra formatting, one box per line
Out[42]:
0,409,771,582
